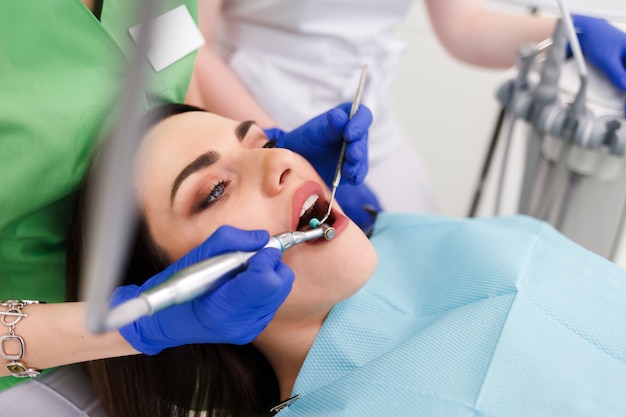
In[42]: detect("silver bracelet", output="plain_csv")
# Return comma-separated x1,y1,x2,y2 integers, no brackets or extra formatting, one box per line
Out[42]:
0,300,41,378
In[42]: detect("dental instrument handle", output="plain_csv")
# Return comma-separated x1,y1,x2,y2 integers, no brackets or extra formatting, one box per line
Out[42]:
104,227,330,331
332,64,367,188
555,0,587,80
319,64,368,224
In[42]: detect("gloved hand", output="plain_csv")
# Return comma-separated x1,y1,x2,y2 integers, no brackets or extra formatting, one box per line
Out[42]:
265,103,373,187
110,226,294,355
572,15,626,113
335,182,383,236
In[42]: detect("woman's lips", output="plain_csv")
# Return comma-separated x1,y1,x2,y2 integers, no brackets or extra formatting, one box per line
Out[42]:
291,181,348,238
292,181,327,231
330,209,348,236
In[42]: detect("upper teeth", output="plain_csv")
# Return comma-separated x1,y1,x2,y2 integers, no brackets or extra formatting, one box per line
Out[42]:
300,194,319,218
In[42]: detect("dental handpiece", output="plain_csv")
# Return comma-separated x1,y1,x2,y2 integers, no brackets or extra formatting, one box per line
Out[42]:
317,64,368,225
104,225,335,331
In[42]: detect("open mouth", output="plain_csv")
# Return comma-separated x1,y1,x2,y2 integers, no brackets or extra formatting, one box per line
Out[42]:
296,194,336,232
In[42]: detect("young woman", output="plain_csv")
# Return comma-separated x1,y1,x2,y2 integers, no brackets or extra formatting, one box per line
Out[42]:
1,1,375,410
68,103,626,417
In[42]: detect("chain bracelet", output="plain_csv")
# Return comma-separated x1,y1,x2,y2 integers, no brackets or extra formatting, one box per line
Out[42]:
0,300,41,378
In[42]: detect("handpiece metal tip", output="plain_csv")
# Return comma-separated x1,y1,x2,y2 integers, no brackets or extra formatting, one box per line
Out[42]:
321,224,336,240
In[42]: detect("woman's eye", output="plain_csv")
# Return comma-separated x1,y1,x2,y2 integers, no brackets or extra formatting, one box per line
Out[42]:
263,139,277,149
197,180,228,211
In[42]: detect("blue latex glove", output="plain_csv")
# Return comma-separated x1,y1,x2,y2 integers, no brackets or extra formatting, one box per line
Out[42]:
572,15,626,112
335,182,383,236
265,103,373,187
110,226,294,355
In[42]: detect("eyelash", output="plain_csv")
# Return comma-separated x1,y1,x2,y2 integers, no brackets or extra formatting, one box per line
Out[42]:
263,139,277,148
196,180,229,211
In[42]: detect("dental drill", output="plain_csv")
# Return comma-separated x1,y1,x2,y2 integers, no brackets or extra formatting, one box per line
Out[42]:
313,64,368,227
104,225,335,331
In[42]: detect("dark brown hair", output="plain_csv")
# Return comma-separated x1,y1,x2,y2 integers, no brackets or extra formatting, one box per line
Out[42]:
66,104,280,417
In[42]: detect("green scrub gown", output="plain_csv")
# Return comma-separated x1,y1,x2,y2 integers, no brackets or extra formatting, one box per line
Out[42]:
0,0,198,391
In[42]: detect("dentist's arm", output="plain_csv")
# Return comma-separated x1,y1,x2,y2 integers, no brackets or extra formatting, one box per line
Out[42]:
186,0,276,127
0,227,293,376
423,0,626,112
423,0,555,68
0,302,137,377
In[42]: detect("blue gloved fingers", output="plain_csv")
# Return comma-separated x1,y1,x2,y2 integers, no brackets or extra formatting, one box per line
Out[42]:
169,226,270,276
344,104,373,143
326,104,352,138
189,225,270,260
327,105,370,185
112,283,174,354
584,33,626,92
271,103,372,186
194,248,294,344
325,107,350,144
112,226,270,312
342,131,368,185
124,248,294,352
329,103,373,144
572,15,626,92
295,111,339,151
223,248,293,305
291,107,348,153
262,127,286,143
111,227,291,353
608,48,626,92
335,183,383,234
109,284,141,309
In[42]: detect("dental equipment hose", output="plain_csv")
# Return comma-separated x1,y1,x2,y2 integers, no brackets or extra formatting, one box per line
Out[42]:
318,64,368,225
104,226,335,331
494,42,541,215
536,11,589,222
468,107,506,217
83,0,162,334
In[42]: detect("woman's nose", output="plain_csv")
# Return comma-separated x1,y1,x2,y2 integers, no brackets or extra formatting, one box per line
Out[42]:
254,148,296,196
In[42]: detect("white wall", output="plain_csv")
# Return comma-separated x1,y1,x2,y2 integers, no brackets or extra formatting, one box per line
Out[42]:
503,0,626,19
391,1,520,217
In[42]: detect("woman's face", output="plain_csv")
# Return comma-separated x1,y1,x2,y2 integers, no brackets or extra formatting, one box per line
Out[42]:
134,111,377,321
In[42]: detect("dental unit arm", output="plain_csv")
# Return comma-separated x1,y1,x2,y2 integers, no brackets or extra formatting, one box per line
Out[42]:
490,3,626,210
104,225,335,332
82,0,162,334
479,0,626,261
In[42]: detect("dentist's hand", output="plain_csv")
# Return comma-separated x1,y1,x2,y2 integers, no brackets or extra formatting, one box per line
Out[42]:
572,15,626,113
265,103,373,187
336,182,383,236
110,226,294,355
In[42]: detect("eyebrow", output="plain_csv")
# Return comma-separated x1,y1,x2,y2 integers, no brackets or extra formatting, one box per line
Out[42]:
169,120,256,204
235,120,255,141
170,151,218,204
